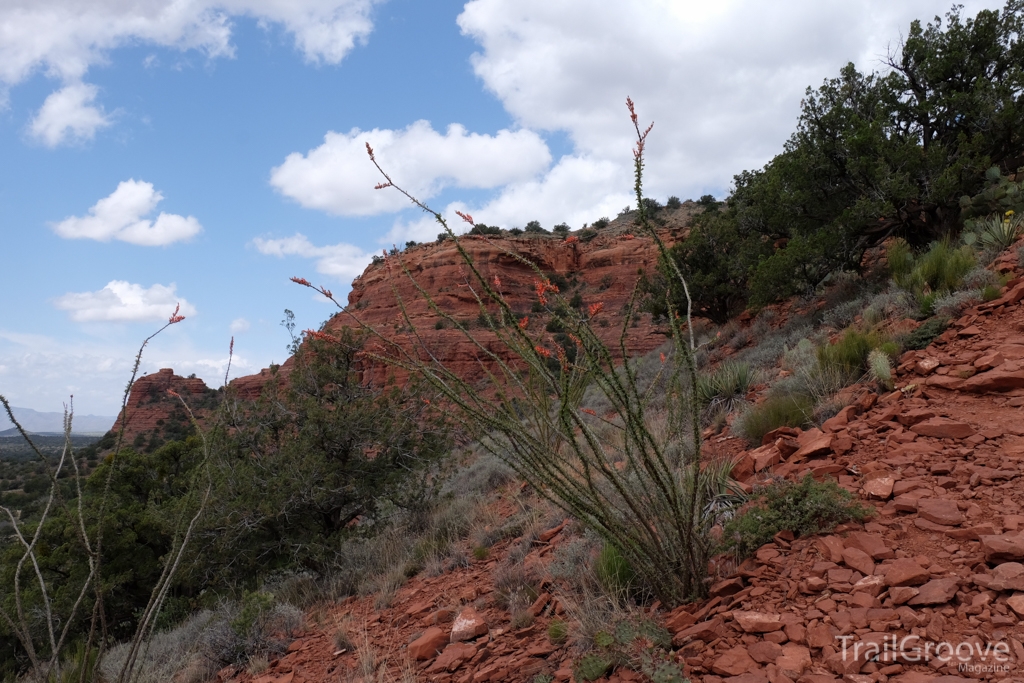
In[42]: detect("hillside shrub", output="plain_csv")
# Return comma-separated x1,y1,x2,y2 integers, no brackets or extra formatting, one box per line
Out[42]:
902,316,949,350
722,475,871,557
733,394,814,446
816,328,889,378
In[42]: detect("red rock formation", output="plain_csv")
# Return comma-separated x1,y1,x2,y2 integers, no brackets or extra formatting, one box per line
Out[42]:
111,368,217,445
325,226,688,388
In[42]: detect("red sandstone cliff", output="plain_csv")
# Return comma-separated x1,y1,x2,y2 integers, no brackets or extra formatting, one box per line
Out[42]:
112,205,700,437
112,368,218,447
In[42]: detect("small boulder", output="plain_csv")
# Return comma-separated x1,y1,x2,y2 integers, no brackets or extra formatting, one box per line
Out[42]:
748,640,784,664
909,418,975,439
907,578,959,606
884,559,930,587
973,562,1024,591
449,607,488,642
917,499,964,526
733,611,784,633
980,534,1024,563
712,646,758,676
410,627,449,660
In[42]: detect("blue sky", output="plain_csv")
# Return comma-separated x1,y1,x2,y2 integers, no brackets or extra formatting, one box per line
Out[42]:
0,0,1000,417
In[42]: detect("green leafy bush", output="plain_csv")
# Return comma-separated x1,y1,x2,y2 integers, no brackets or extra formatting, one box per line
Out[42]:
722,475,871,557
902,316,949,350
733,394,814,446
816,328,889,378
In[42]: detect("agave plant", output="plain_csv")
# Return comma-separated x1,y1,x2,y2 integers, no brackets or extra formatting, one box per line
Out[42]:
963,211,1024,253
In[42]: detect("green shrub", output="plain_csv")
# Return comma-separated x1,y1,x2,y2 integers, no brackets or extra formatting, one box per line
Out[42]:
817,328,888,378
595,543,637,598
548,618,568,644
695,362,753,413
733,394,814,446
982,284,1002,301
722,475,871,557
902,316,949,350
472,546,490,561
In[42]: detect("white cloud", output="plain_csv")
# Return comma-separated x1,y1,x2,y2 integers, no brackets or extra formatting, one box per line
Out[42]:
0,0,377,87
253,233,372,280
230,318,251,333
0,329,261,415
28,82,111,146
2,0,378,144
447,0,1001,215
53,281,197,323
270,120,551,216
52,179,202,246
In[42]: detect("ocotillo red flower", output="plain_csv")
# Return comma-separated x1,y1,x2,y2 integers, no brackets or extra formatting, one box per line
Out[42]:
534,346,551,358
588,302,604,317
518,317,529,330
168,303,185,324
290,276,311,287
455,210,475,225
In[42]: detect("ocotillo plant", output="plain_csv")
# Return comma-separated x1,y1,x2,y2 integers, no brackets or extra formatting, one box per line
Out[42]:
292,100,741,606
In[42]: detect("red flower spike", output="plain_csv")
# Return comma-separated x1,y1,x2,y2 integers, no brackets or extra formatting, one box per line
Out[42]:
290,276,311,287
322,288,333,299
365,142,375,160
304,329,340,344
581,408,596,416
518,317,529,330
168,303,185,324
568,333,581,346
423,399,431,405
588,302,604,317
535,346,551,358
374,182,392,190
455,210,475,225
167,389,180,398
660,353,666,364
493,275,501,288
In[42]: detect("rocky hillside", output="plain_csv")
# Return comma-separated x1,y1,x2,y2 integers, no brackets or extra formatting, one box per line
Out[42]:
217,259,1024,683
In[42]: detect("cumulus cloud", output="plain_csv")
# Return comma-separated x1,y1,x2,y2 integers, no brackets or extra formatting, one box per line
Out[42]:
53,281,197,323
270,121,551,215
28,82,111,146
0,0,377,86
2,0,378,144
52,179,202,246
253,233,372,281
450,0,1000,214
230,318,251,333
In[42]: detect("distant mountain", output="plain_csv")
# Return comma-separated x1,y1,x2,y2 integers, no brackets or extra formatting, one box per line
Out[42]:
0,406,115,435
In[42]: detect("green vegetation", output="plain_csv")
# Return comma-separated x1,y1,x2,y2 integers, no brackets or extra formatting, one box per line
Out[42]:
723,475,872,557
651,2,1024,314
734,394,814,445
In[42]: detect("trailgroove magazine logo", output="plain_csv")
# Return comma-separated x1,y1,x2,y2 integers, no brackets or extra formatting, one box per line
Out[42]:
837,635,1014,673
